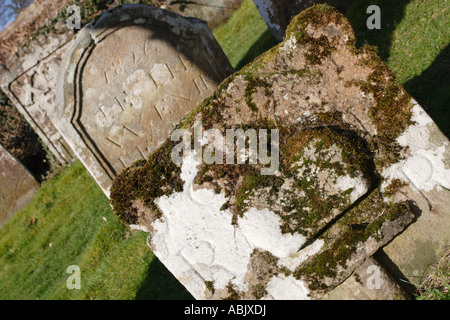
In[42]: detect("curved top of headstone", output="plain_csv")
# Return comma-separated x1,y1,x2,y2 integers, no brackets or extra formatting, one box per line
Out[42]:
54,4,234,196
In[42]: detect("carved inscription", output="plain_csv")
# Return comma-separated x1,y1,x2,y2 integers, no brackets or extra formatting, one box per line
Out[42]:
7,43,75,164
56,5,234,195
80,25,218,175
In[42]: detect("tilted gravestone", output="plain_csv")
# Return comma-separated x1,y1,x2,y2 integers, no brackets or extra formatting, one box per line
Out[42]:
54,4,234,197
253,0,354,42
0,26,76,165
0,1,245,167
0,144,39,228
110,6,450,299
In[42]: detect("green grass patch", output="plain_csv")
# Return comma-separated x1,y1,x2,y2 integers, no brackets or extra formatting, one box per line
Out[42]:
213,0,277,70
416,250,450,300
0,161,192,300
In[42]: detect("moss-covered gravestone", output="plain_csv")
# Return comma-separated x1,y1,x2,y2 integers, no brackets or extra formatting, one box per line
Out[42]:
54,4,234,196
111,6,449,299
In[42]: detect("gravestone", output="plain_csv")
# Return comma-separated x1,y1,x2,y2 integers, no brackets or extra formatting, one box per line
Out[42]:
109,6,448,299
253,0,354,42
0,1,245,167
0,144,39,228
0,25,76,165
54,4,234,196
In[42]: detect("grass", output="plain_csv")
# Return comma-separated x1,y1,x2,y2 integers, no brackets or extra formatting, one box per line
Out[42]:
416,250,450,300
0,161,192,300
0,0,448,300
213,0,277,70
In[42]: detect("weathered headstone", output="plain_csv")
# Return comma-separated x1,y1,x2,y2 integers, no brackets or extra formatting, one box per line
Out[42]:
0,144,39,228
54,4,234,196
109,6,448,299
0,1,245,167
253,0,354,42
0,25,76,165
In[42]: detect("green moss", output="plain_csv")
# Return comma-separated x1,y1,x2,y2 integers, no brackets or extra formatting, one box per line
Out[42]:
235,173,281,215
242,72,272,112
205,280,215,295
110,140,183,225
29,1,161,40
274,123,377,235
283,4,355,65
251,284,267,300
341,46,414,170
294,189,411,290
383,178,407,197
345,46,414,143
222,283,240,300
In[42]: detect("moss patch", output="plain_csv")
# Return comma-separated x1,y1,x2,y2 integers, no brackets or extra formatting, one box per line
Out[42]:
284,4,352,65
294,189,411,291
110,140,183,225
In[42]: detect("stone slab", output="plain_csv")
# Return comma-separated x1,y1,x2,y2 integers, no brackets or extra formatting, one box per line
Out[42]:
54,4,234,197
253,0,354,42
323,257,409,300
378,103,450,288
0,27,76,165
0,144,39,228
110,6,430,300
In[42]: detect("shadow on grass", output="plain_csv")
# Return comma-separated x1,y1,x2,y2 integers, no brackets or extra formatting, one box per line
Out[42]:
345,0,410,61
403,44,450,138
346,0,449,138
235,29,277,71
135,256,194,300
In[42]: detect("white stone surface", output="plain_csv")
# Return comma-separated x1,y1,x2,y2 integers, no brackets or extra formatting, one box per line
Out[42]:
382,101,450,193
150,152,316,299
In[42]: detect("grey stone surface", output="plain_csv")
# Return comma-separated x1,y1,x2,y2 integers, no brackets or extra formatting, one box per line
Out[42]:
0,144,39,228
55,4,234,196
0,27,76,165
253,0,354,41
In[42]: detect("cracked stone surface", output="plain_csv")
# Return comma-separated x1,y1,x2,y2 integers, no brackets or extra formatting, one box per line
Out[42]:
108,5,449,299
54,4,234,197
253,0,354,42
0,144,39,229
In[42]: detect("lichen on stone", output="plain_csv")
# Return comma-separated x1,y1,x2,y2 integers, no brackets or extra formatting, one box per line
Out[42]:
110,4,417,300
